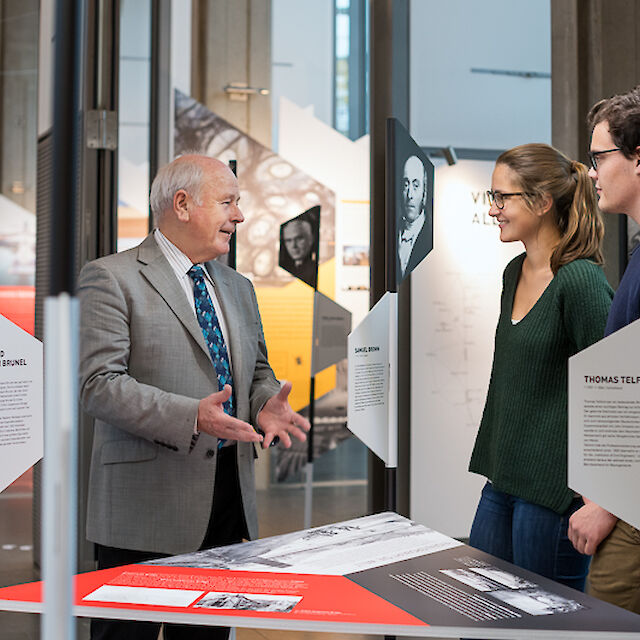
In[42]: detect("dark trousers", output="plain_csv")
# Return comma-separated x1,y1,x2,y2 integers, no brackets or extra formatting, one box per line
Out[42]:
90,445,248,640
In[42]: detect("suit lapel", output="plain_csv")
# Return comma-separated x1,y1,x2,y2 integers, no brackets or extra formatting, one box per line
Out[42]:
137,235,211,360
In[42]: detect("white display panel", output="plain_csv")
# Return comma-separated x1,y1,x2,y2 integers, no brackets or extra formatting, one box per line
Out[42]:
569,320,640,529
410,160,522,538
0,314,42,492
348,292,396,466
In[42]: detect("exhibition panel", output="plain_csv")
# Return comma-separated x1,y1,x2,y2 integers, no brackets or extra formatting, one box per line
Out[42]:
0,316,42,492
348,293,395,467
569,320,640,530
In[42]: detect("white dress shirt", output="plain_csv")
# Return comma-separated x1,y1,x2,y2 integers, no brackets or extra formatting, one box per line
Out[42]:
398,211,426,275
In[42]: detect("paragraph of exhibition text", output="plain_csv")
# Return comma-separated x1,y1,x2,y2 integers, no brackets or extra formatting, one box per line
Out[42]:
583,399,640,468
353,362,385,412
0,379,32,446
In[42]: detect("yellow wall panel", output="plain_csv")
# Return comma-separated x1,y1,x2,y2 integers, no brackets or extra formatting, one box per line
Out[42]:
256,258,337,411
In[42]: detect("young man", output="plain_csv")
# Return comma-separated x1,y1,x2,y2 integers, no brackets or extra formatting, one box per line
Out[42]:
568,86,640,614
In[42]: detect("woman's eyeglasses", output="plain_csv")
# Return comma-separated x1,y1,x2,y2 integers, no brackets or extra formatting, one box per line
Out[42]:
486,191,529,210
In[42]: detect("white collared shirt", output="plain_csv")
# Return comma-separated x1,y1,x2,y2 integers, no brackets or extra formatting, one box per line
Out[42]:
154,229,234,373
398,211,426,275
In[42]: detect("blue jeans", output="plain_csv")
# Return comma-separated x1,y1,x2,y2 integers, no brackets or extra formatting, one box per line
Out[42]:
469,482,590,591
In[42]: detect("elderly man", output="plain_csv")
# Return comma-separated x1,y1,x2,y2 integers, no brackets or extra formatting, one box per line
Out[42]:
280,218,317,288
79,154,310,640
397,154,432,281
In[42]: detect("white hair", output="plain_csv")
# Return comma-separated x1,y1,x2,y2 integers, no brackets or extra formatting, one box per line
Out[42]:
149,153,205,226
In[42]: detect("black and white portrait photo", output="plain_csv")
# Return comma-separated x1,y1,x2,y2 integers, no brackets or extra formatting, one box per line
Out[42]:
397,154,432,281
387,118,434,288
279,206,320,289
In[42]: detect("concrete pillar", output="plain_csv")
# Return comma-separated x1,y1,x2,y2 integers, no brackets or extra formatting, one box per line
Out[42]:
369,0,410,517
192,0,271,148
0,0,38,213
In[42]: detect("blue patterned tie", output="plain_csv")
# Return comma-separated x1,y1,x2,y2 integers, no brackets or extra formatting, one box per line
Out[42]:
188,266,235,434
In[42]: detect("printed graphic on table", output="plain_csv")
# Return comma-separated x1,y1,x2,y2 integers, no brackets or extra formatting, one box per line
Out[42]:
569,318,640,529
0,513,639,635
349,540,640,634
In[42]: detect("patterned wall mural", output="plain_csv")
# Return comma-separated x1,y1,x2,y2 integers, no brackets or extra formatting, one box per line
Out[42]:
175,91,335,286
175,91,351,481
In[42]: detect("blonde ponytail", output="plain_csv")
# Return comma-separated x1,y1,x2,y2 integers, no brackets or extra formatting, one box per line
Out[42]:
550,161,604,273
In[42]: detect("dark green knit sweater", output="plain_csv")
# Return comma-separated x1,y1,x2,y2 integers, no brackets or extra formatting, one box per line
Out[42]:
469,253,614,514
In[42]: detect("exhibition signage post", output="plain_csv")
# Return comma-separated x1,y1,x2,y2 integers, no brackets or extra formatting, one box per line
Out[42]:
348,115,434,640
387,293,399,512
42,296,79,640
278,207,321,528
382,116,432,640
347,119,433,514
385,118,435,512
307,292,351,528
306,370,316,530
226,160,238,269
43,1,83,638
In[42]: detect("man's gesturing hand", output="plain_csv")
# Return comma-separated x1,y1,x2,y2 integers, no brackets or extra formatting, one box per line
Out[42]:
257,381,311,448
197,385,263,443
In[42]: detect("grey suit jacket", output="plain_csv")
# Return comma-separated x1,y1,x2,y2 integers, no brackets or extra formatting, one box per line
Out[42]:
78,234,280,555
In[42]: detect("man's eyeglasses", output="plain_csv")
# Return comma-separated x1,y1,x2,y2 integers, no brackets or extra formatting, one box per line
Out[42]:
588,148,621,171
486,190,529,210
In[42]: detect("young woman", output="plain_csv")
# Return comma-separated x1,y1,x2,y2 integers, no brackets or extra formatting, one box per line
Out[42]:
468,143,614,591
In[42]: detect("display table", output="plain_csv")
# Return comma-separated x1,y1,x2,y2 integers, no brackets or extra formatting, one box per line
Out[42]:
0,513,638,638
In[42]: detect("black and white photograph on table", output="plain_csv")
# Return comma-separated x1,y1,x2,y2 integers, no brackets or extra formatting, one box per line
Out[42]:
145,513,461,576
439,568,500,592
491,588,586,616
469,566,537,590
194,592,302,613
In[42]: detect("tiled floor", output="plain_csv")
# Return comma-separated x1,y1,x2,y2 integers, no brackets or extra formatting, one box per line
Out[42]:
0,470,382,640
